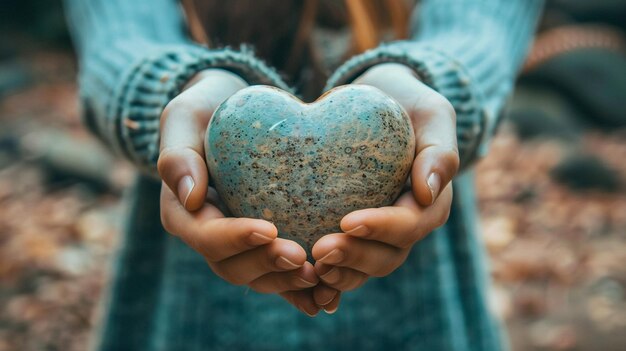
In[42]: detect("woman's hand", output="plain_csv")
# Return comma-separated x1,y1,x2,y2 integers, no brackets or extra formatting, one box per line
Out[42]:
312,63,460,313
158,69,321,317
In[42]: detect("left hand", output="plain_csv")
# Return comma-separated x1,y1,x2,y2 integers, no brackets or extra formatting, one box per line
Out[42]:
311,63,460,314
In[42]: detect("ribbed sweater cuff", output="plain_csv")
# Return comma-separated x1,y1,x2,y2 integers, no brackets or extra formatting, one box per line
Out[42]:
107,44,290,174
325,42,487,169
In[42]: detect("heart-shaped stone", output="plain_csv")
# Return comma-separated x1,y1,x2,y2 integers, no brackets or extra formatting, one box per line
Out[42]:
206,85,415,252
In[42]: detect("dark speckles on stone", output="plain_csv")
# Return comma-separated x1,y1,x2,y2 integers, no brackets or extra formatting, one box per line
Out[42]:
205,85,415,253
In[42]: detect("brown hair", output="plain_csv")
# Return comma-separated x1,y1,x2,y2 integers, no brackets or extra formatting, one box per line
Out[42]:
345,0,409,53
181,0,409,93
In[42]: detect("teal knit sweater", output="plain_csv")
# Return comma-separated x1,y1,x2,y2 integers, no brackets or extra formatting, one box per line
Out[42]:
65,0,542,173
64,1,543,350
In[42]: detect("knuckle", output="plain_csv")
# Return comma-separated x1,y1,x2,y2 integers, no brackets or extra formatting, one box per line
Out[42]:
269,254,286,272
160,102,173,122
160,210,173,233
156,147,183,178
413,93,455,118
163,94,192,115
157,147,205,182
161,97,184,123
156,152,171,178
425,94,456,120
444,149,461,174
439,98,456,120
162,95,212,131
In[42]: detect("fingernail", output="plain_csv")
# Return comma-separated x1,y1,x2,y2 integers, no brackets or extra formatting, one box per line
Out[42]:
297,304,318,318
294,276,317,288
318,249,344,265
427,172,441,205
276,256,302,270
324,306,338,314
304,309,318,318
247,232,274,246
318,291,338,306
345,225,369,237
320,267,341,284
177,175,195,207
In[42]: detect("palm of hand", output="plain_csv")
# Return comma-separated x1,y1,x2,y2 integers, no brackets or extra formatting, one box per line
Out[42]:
158,64,458,316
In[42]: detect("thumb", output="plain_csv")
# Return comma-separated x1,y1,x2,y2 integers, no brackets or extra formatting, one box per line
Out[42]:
410,99,460,206
157,98,209,212
158,146,208,212
412,144,459,206
157,69,248,211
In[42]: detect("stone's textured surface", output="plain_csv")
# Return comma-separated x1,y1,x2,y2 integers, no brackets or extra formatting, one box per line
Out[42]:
206,85,415,252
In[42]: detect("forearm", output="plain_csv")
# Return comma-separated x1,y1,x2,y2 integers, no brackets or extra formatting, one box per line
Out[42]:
64,0,190,153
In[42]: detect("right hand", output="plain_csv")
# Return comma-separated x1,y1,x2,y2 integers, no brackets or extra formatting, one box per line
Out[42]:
157,69,321,317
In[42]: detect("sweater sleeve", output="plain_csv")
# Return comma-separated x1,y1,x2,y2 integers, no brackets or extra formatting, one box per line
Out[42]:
64,0,290,174
326,0,544,169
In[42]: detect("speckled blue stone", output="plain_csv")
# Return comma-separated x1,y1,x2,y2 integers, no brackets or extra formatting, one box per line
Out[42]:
206,85,415,252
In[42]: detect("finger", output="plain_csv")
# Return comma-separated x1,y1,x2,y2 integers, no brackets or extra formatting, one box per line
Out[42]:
158,93,211,211
312,233,408,280
248,262,318,293
157,73,245,211
313,284,339,307
160,184,278,261
281,289,320,317
312,284,342,315
315,262,370,291
210,238,307,285
322,290,341,314
339,197,421,249
408,94,459,206
340,189,453,249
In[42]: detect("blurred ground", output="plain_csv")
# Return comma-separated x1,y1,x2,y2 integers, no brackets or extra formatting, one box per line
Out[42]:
1,50,625,351
0,52,132,351
477,129,626,350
